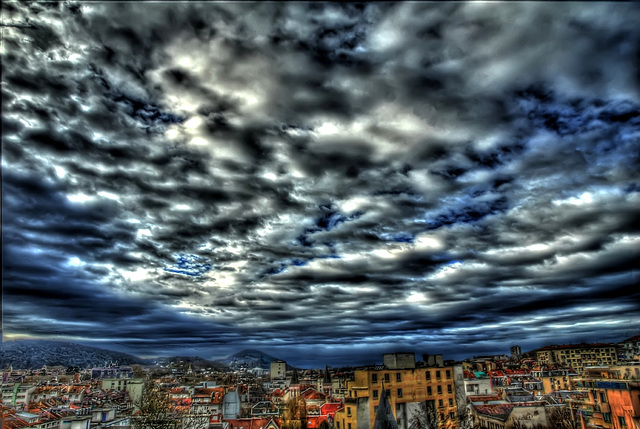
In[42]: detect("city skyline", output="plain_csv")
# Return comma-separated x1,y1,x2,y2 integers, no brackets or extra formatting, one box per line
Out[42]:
2,2,639,368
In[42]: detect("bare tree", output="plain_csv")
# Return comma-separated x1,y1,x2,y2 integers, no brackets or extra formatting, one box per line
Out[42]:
511,423,549,429
132,381,181,429
281,396,307,429
546,406,577,429
457,404,480,429
132,381,209,429
409,401,439,429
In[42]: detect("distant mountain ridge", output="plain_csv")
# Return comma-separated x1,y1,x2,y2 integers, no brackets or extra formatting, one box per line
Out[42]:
154,355,228,370
0,340,147,369
214,349,283,370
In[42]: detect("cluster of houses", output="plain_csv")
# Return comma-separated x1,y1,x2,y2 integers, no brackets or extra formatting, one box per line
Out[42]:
2,335,640,429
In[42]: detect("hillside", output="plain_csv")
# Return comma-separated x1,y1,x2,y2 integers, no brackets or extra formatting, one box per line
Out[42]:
214,349,284,370
0,340,147,369
154,355,228,370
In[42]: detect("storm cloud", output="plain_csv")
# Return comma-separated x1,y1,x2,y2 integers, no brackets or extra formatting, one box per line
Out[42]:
2,2,639,366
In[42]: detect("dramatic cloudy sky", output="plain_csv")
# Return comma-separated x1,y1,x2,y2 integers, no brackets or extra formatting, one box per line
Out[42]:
2,2,640,367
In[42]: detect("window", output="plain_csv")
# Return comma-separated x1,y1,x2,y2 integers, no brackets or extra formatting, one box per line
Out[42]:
337,423,340,429
445,370,451,379
348,424,351,429
438,399,443,407
397,389,403,398
372,374,378,383
374,406,379,414
599,392,606,402
347,407,351,417
426,371,431,380
603,413,611,423
427,386,432,395
384,373,390,383
449,398,453,406
386,389,391,397
396,373,402,382
437,385,442,395
618,416,627,427
436,371,441,379
450,412,455,420
373,390,379,399
447,384,452,394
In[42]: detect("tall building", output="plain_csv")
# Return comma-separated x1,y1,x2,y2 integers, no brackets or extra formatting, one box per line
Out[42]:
323,366,333,397
270,360,287,381
509,345,522,360
536,343,617,373
334,354,458,429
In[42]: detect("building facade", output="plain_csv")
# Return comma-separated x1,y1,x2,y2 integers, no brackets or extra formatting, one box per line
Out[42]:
270,361,287,381
536,343,617,373
573,367,640,429
334,355,459,429
617,336,640,362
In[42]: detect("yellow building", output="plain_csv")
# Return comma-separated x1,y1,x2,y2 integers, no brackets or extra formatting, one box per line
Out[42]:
334,354,458,429
536,343,617,373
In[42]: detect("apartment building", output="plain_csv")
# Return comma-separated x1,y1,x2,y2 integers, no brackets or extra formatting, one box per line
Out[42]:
573,366,640,429
617,335,640,362
334,353,459,429
536,343,617,373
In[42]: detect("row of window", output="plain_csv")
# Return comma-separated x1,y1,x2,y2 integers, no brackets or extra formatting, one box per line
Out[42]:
426,370,451,380
372,373,403,383
371,370,452,384
371,383,453,399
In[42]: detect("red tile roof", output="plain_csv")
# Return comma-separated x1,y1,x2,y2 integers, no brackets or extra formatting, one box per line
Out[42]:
473,404,515,420
621,335,640,343
225,417,280,429
301,389,326,401
320,403,342,417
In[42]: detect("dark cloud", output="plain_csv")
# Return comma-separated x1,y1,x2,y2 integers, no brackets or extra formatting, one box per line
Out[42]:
2,2,640,366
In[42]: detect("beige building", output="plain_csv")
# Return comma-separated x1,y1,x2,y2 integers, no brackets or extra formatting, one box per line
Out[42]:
536,343,617,373
270,360,287,380
102,377,144,405
334,354,458,429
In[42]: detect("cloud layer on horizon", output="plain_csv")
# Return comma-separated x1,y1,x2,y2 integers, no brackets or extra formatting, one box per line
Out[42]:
2,2,640,366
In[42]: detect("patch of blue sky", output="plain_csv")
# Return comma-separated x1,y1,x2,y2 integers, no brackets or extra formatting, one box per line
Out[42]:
163,254,212,277
376,232,415,243
88,65,185,128
415,193,509,232
110,92,185,128
262,249,342,279
296,206,364,248
517,89,640,139
623,182,639,194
